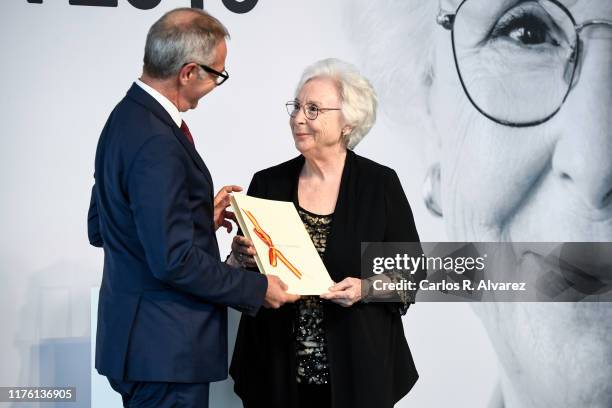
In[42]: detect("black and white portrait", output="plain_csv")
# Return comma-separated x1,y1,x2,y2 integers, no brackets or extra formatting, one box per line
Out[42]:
349,1,612,407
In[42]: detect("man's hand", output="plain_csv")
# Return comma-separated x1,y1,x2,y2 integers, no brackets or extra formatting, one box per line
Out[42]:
264,275,300,308
213,185,242,232
320,277,362,307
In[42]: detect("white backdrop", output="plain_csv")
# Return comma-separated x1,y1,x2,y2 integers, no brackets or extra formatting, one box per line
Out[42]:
0,2,496,407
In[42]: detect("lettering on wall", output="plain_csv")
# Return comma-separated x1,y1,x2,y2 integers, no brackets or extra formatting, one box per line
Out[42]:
26,0,258,14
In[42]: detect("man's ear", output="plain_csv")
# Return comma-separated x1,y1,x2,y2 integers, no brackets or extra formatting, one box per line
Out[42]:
178,63,198,85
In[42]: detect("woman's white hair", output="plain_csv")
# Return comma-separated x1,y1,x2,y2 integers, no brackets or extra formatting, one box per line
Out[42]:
295,58,377,150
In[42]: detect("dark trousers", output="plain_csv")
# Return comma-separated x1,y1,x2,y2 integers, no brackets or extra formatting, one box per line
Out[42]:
107,377,210,408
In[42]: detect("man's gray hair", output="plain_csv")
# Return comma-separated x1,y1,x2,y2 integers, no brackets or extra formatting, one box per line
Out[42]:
295,58,377,150
143,8,229,79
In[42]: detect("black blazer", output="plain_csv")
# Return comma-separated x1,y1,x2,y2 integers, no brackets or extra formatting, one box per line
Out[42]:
88,83,267,383
230,151,423,408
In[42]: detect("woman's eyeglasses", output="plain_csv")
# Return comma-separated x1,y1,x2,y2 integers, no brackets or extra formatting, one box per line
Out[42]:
285,101,341,120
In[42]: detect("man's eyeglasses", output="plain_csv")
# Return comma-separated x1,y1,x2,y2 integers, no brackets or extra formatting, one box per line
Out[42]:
186,63,229,86
199,64,229,86
437,0,612,127
285,101,341,120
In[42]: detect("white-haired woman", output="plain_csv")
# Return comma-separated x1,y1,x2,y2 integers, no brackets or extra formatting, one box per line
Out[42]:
228,58,423,408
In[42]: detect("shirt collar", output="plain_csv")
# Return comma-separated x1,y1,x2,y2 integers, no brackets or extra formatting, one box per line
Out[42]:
135,79,182,128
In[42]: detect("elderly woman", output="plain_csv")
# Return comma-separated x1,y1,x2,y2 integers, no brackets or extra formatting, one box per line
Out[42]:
350,1,612,408
227,58,423,408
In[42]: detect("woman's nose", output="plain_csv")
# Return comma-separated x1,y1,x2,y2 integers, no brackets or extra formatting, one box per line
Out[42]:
292,106,307,124
552,35,612,211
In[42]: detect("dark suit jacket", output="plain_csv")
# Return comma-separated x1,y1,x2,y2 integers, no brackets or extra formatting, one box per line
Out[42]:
230,151,425,408
88,83,267,383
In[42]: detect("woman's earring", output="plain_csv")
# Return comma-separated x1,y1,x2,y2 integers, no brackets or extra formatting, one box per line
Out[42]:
423,163,442,217
340,128,351,145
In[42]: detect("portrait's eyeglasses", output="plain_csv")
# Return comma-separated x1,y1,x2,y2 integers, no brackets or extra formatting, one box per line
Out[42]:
285,101,341,120
437,0,612,127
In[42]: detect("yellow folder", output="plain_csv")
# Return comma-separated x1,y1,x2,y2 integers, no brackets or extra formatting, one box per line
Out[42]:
230,193,334,295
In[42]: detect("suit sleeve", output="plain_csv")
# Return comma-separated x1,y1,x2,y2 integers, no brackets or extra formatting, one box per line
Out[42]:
127,135,267,316
383,169,426,311
87,183,104,248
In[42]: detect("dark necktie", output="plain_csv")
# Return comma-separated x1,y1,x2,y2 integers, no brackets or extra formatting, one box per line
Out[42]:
180,120,195,145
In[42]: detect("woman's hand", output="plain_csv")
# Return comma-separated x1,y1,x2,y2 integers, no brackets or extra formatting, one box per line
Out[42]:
320,277,362,307
228,235,258,268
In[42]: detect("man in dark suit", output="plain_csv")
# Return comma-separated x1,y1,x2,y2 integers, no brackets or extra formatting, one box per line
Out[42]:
87,8,298,408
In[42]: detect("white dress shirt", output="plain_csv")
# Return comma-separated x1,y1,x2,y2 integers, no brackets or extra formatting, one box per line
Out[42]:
135,79,182,128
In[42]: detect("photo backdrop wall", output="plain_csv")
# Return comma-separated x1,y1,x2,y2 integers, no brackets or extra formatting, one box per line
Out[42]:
16,1,604,407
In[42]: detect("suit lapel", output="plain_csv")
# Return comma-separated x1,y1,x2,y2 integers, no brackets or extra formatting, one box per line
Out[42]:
170,125,214,188
125,83,214,188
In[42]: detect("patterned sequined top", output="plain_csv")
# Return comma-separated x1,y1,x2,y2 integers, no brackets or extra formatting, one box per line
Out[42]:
295,206,333,385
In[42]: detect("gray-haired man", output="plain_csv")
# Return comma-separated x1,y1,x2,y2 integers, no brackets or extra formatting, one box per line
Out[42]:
88,8,298,407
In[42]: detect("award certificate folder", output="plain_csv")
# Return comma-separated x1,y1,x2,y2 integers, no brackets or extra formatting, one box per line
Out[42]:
230,193,334,295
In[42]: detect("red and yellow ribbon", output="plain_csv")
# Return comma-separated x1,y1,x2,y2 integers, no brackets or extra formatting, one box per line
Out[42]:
244,210,302,280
